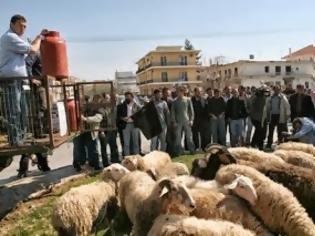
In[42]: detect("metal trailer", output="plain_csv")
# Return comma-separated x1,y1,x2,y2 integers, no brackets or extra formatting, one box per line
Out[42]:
0,76,116,174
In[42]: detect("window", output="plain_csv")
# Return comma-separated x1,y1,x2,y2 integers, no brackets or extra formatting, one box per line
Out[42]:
161,72,168,82
179,56,188,65
234,67,238,76
265,66,269,73
179,72,188,81
160,56,167,66
275,66,281,75
228,69,232,78
285,66,292,74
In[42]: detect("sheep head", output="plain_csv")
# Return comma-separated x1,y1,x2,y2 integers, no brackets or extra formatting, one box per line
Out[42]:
191,144,236,180
121,155,141,171
102,163,130,182
158,178,196,214
225,175,257,205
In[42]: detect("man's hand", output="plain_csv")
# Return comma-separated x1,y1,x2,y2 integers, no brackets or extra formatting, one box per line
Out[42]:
189,121,193,127
31,79,41,86
81,115,87,122
122,117,129,122
40,29,49,36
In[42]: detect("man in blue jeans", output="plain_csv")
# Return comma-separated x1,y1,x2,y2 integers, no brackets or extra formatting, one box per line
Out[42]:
171,86,195,156
226,88,248,147
0,14,47,145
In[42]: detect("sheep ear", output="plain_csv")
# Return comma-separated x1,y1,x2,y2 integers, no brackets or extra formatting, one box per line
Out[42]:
159,186,169,198
146,168,157,181
219,153,237,164
225,179,238,190
198,158,207,168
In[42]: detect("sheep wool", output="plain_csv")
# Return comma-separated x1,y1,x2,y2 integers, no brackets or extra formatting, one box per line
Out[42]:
119,171,195,236
154,162,189,179
228,147,285,164
137,151,172,171
273,149,315,170
148,214,255,236
52,181,115,236
277,142,315,156
215,164,315,236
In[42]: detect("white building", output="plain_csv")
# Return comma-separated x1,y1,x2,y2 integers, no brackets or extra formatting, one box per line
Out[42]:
115,71,139,94
203,60,315,90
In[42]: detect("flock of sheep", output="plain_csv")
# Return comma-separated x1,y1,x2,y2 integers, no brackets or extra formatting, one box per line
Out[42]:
51,142,315,236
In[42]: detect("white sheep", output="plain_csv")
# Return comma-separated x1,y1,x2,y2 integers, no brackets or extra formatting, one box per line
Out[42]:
277,141,315,156
118,170,195,236
51,181,115,236
121,154,142,171
148,162,189,180
273,149,315,170
228,147,285,164
215,164,315,236
102,163,130,182
148,214,255,236
169,175,272,236
122,151,171,172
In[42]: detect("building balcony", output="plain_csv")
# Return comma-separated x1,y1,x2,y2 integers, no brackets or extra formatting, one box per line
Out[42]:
136,62,201,74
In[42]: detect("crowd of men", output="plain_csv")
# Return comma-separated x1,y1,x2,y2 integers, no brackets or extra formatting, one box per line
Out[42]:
73,82,315,171
1,14,315,174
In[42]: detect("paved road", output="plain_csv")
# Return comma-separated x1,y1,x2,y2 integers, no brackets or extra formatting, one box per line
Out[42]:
0,134,151,185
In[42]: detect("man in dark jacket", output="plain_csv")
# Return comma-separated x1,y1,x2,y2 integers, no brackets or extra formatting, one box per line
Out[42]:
162,87,175,156
226,88,247,147
191,87,210,151
208,89,226,145
289,84,315,121
117,91,141,156
250,87,268,150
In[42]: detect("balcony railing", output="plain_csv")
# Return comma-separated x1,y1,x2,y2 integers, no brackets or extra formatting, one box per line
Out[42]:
136,62,200,74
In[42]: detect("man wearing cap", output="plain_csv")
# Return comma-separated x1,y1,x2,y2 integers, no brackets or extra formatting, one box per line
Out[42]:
0,14,47,146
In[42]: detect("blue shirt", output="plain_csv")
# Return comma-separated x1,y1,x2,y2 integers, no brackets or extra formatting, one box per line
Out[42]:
292,117,315,145
0,30,31,77
270,95,281,115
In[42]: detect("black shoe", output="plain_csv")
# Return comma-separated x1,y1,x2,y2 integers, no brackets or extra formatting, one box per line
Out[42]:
74,166,82,172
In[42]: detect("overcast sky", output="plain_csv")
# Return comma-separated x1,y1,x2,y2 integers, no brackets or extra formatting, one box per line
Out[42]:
1,0,315,80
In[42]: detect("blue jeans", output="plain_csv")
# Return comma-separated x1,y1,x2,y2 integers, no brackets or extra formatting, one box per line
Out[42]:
99,130,119,166
3,80,23,145
151,123,167,151
174,122,195,155
123,123,140,156
230,119,244,147
210,117,226,145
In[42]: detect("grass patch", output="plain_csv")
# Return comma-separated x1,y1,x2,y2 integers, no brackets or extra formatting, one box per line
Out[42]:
2,154,201,236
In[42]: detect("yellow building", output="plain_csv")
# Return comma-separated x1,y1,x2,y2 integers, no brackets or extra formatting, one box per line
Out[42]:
136,46,203,95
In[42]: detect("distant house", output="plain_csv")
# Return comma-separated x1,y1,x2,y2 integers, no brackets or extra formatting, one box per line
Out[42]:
282,44,315,62
115,71,139,94
202,60,315,90
136,46,203,95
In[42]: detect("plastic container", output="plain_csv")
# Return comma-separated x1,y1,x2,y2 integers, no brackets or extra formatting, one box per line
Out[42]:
40,31,69,79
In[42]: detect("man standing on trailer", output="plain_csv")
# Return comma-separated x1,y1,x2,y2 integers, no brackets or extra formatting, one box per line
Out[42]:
0,15,48,177
0,14,47,146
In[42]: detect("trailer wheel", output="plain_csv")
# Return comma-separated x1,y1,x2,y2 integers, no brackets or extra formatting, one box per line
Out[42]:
0,156,13,172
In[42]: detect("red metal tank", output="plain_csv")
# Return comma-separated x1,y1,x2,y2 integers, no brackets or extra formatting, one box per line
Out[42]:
67,99,77,132
40,31,69,79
